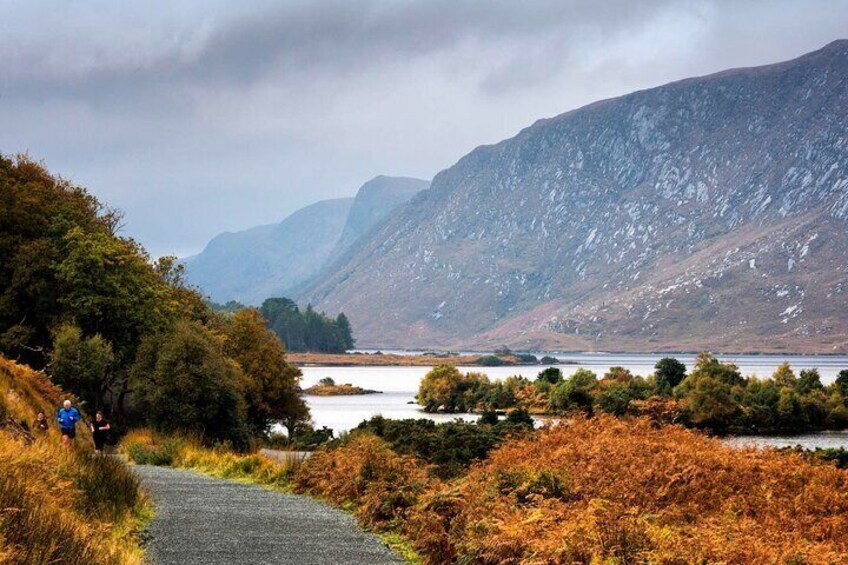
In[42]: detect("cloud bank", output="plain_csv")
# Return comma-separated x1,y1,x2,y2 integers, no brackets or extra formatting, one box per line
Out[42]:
1,0,847,256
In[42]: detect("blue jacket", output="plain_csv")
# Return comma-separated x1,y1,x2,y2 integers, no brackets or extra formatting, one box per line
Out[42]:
57,407,81,429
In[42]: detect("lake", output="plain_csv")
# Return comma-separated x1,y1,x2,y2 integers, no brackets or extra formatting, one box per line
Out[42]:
299,352,848,449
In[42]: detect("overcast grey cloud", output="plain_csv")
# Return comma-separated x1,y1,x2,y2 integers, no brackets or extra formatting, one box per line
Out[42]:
1,0,847,256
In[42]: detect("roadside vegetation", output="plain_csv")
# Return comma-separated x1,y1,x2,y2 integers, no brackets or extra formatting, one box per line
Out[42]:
121,409,848,564
0,154,310,448
294,415,848,564
0,357,149,565
418,354,848,434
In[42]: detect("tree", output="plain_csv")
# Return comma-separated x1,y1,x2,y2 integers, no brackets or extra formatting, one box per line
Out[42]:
797,368,824,394
334,313,355,351
550,369,597,413
51,324,114,413
131,320,250,448
772,362,797,388
835,370,848,396
536,367,563,385
417,365,490,412
418,365,463,412
223,309,309,436
685,375,738,431
654,357,687,395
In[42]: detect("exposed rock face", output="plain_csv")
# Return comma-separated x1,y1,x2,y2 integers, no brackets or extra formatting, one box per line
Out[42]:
301,40,848,352
185,176,428,305
184,198,353,305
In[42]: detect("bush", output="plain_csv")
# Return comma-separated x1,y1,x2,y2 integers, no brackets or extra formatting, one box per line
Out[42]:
539,355,559,365
476,355,506,367
355,416,502,479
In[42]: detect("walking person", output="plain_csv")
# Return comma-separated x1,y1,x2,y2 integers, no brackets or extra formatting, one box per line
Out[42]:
33,410,49,434
56,399,81,448
90,411,111,454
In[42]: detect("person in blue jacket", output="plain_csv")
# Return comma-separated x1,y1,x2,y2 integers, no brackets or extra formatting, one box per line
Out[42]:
57,399,81,447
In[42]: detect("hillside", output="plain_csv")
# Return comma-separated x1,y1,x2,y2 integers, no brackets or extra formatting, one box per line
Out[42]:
323,175,430,267
0,357,146,564
301,40,848,352
185,176,428,305
183,198,353,305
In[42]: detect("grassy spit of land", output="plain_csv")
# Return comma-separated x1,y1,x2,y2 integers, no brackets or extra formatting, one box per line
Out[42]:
288,351,537,367
0,358,150,565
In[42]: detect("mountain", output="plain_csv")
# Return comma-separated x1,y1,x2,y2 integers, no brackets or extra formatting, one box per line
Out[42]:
324,176,430,266
185,176,428,305
301,40,848,353
184,198,353,305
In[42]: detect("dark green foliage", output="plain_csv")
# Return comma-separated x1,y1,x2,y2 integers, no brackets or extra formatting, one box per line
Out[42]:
50,325,114,413
355,416,530,478
131,320,251,449
477,409,499,425
654,357,687,395
504,407,534,427
539,356,560,365
476,355,507,366
515,353,538,364
550,369,598,413
595,377,652,417
797,368,824,394
536,367,563,385
835,369,848,396
260,297,354,353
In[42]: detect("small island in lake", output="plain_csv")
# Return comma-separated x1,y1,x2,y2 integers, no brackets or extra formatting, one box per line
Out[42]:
304,377,381,396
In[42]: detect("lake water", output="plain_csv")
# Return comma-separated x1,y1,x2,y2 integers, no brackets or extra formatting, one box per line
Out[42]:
299,352,848,449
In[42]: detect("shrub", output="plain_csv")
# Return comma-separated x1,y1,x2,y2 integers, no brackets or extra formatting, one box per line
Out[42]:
476,355,506,367
294,434,433,530
654,357,687,395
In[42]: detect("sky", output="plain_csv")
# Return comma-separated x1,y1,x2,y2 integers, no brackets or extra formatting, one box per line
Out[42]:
2,1,848,257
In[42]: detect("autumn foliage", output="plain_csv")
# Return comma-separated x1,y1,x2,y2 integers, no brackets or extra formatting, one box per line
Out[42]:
295,416,848,564
0,357,146,565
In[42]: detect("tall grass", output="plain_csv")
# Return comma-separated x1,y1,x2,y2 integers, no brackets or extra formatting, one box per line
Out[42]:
1,357,147,565
121,429,298,489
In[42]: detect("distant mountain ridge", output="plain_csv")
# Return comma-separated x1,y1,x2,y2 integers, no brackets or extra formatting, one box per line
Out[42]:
184,176,428,305
300,40,848,353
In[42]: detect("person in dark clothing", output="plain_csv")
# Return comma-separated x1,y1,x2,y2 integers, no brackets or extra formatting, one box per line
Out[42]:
91,411,111,454
57,400,81,448
34,410,49,433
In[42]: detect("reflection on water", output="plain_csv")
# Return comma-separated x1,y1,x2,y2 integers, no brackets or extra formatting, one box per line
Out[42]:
300,352,848,446
305,392,478,434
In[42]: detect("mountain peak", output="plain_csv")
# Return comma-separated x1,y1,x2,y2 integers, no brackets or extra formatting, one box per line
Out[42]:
300,41,848,353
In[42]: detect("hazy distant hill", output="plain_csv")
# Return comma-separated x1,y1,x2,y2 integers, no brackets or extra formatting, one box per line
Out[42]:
301,40,848,353
185,176,428,305
325,175,430,266
184,198,353,305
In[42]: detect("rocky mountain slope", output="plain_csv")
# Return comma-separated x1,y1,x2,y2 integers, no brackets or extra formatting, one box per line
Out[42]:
185,176,427,305
324,176,430,267
301,40,848,353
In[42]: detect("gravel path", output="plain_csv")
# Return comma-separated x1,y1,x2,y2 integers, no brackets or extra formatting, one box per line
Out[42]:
134,465,403,565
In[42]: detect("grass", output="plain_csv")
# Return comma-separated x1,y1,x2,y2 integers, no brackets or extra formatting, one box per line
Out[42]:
0,357,149,565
